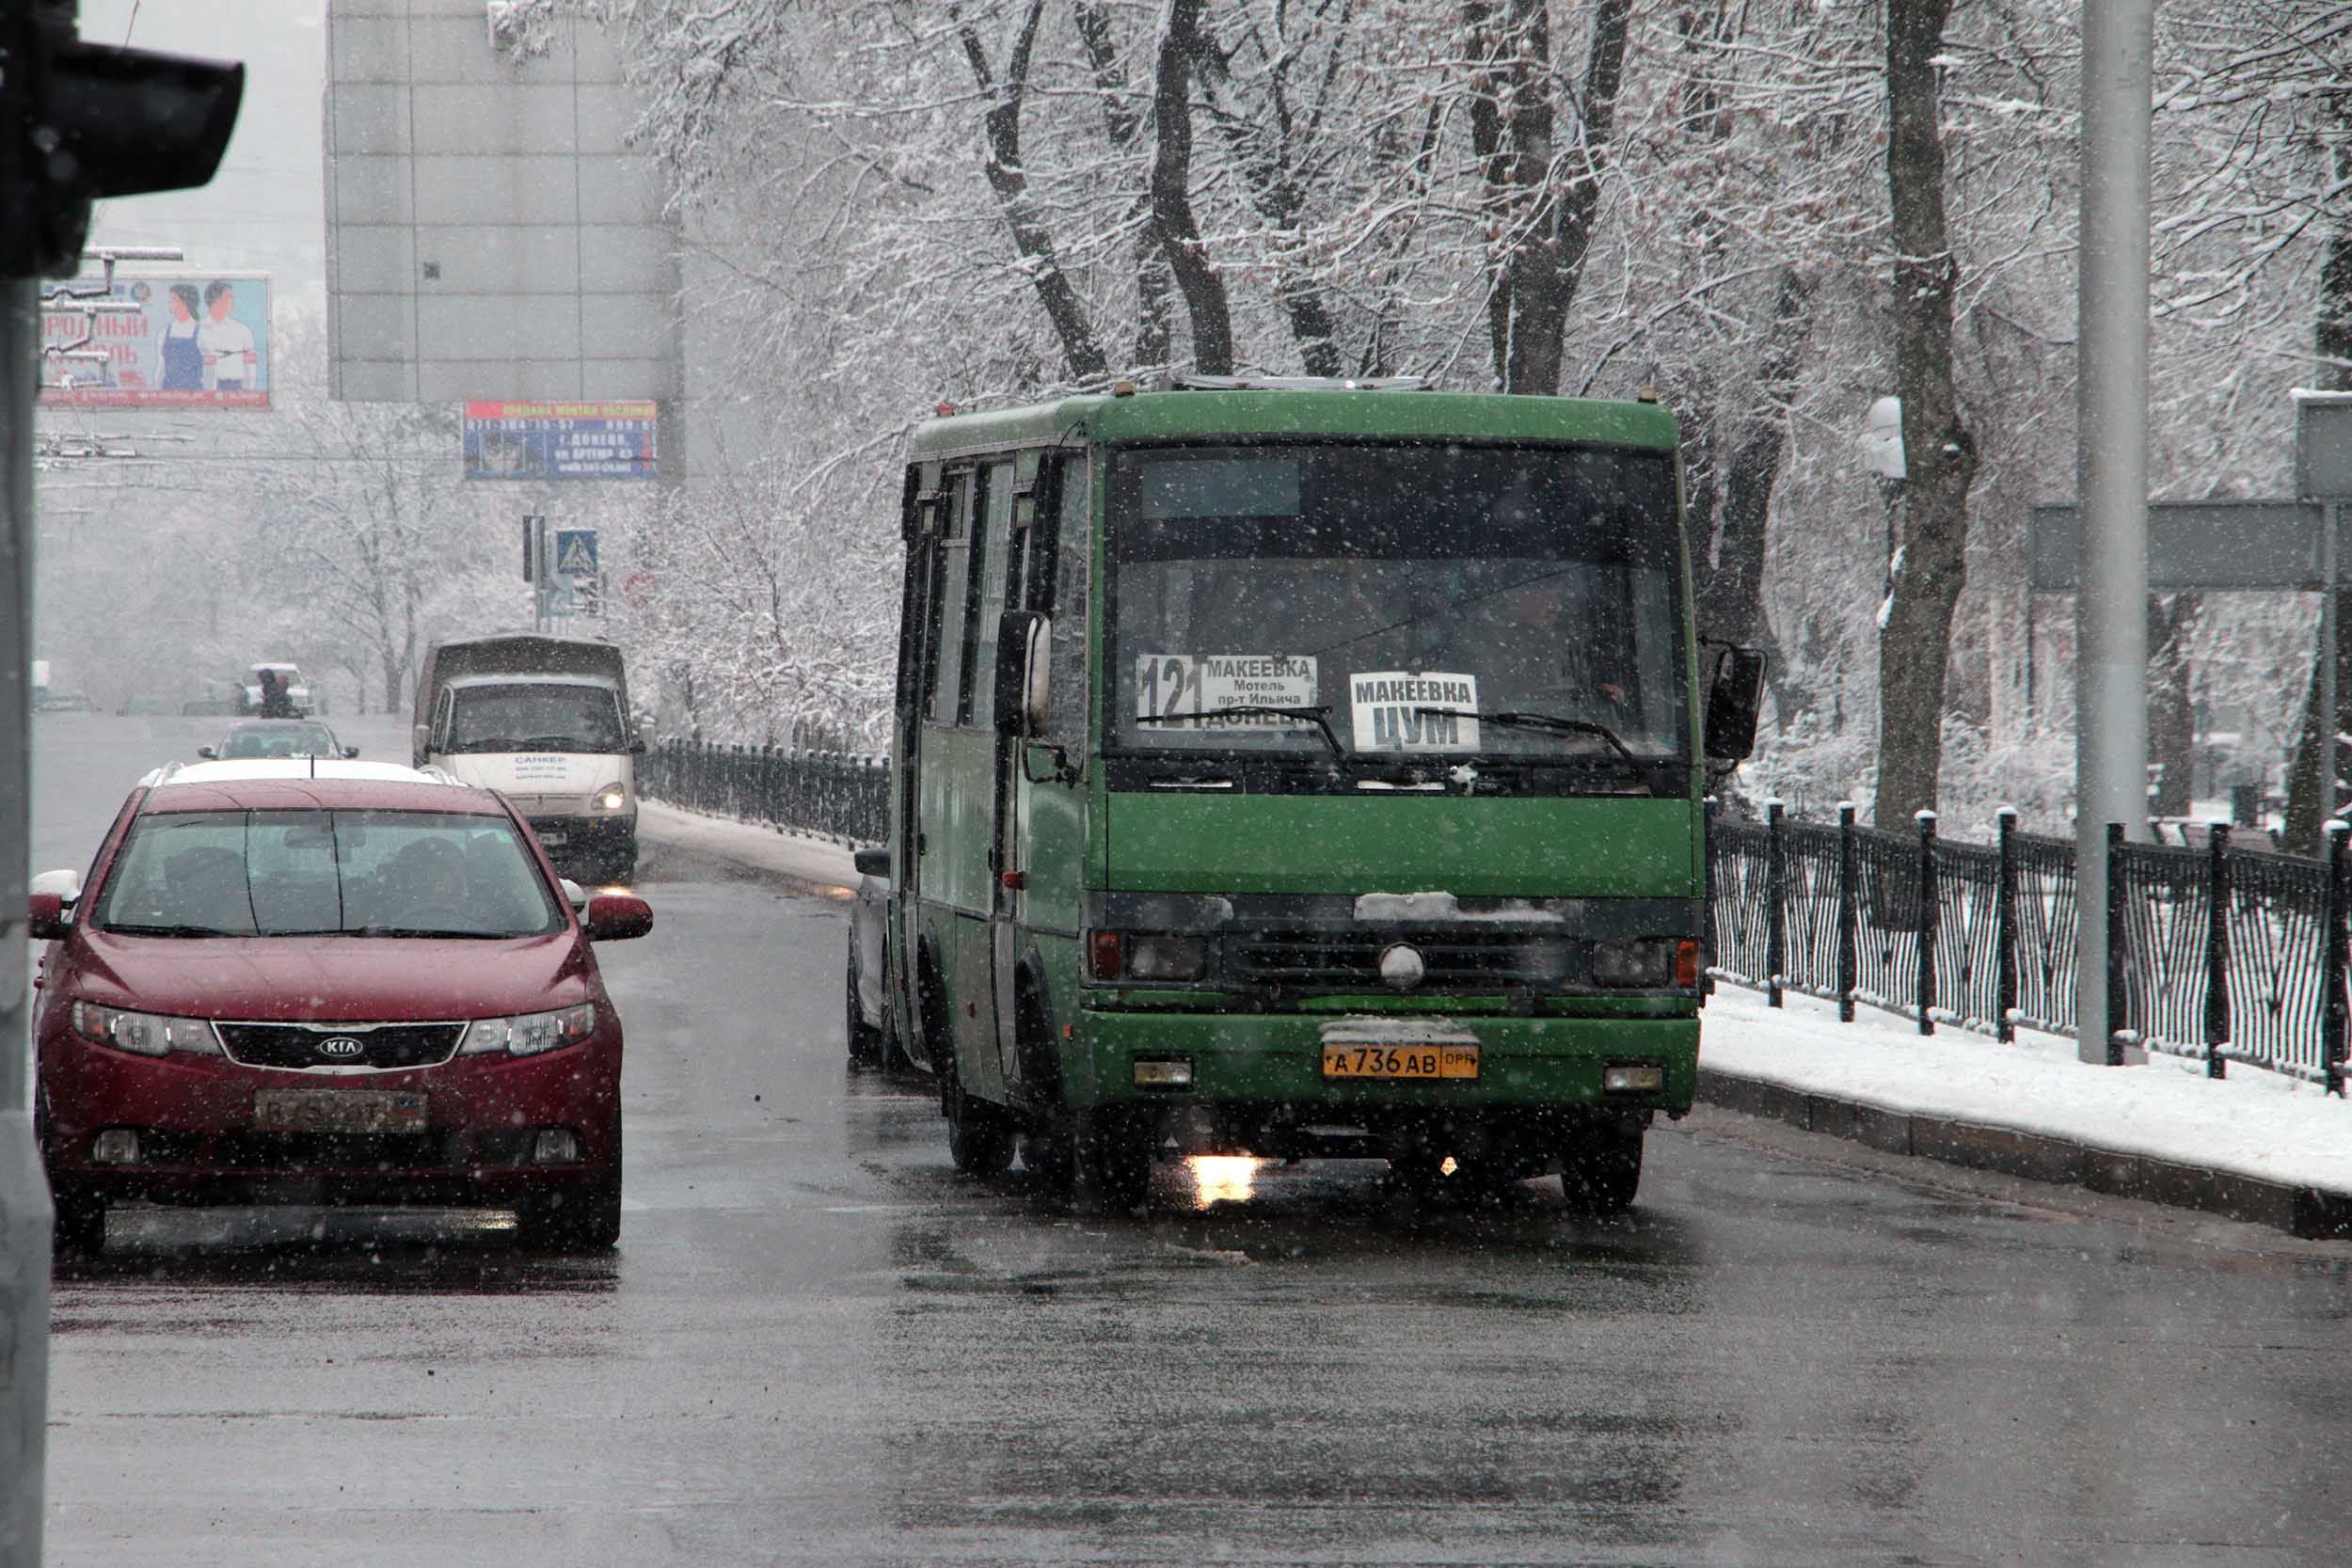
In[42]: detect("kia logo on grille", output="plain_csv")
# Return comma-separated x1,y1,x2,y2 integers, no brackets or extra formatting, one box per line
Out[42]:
315,1037,365,1059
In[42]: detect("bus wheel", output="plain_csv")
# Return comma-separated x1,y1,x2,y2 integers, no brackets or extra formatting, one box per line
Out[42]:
1078,1110,1152,1211
1559,1117,1644,1211
945,1074,1014,1176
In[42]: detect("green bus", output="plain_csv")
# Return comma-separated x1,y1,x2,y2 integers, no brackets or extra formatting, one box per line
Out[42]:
847,378,1760,1208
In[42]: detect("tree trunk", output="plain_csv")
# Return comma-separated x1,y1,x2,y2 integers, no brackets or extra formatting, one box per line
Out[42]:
2281,139,2352,851
1149,0,1232,375
960,2,1109,384
2148,594,2200,818
1073,2,1170,370
1464,0,1629,394
1872,0,1980,827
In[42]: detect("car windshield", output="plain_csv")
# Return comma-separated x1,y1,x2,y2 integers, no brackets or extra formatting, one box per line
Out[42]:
446,683,626,753
91,810,564,938
1108,443,1686,765
220,725,337,758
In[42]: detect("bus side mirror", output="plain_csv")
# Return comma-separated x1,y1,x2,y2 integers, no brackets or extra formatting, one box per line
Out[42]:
995,610,1051,738
1703,646,1766,762
852,847,890,879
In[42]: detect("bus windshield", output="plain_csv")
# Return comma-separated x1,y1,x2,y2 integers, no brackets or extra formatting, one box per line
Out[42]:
1108,443,1686,767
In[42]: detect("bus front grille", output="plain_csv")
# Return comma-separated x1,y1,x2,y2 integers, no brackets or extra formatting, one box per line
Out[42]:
1230,931,1570,990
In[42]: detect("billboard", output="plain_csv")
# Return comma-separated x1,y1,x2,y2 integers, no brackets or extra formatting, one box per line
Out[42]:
463,401,659,481
38,273,272,408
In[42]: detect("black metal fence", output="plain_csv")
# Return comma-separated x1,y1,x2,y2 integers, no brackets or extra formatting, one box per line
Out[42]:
639,738,888,845
1709,803,2351,1093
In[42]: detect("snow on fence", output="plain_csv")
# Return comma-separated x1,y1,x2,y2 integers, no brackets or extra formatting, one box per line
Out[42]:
639,738,887,845
1708,802,2351,1093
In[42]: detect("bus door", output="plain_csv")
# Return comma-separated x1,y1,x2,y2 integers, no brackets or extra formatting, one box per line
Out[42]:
990,454,1045,1096
898,467,961,1068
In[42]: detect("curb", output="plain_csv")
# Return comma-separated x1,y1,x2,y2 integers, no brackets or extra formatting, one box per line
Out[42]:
1697,1067,2352,1242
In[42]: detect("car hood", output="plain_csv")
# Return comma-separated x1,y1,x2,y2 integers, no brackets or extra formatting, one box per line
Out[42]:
66,929,594,1022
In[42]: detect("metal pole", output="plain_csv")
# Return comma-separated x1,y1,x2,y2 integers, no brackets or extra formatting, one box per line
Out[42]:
2327,501,2341,829
1,277,54,1568
2074,0,2155,1065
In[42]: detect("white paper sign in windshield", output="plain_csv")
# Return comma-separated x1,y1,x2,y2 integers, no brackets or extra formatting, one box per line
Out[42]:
1135,654,1318,730
1350,673,1481,752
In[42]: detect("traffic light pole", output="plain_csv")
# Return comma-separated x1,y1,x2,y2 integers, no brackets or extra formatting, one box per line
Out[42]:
0,277,53,1568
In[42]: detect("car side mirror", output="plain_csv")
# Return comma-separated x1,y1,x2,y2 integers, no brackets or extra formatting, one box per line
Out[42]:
994,610,1050,737
343,746,360,759
852,847,890,879
584,891,654,941
1703,645,1767,762
629,736,648,754
197,745,216,759
29,868,81,942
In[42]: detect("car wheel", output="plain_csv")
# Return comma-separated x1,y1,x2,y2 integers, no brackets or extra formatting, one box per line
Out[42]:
51,1183,106,1258
1558,1117,1644,1212
944,1073,1013,1176
846,943,882,1070
520,1130,623,1252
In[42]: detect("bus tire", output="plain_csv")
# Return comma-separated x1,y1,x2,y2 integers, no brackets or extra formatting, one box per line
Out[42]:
945,1073,1014,1176
1559,1117,1644,1211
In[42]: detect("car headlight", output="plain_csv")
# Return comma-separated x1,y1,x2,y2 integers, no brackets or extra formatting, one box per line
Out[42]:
1591,938,1697,989
457,1003,597,1057
71,1002,222,1057
593,783,628,812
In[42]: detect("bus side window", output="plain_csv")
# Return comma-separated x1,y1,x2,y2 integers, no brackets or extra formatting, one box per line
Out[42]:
1044,453,1089,744
925,472,973,725
957,462,1010,729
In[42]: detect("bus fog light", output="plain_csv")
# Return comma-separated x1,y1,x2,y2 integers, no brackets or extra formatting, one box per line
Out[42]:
1602,1063,1663,1094
1133,1057,1194,1088
90,1129,142,1165
532,1129,580,1164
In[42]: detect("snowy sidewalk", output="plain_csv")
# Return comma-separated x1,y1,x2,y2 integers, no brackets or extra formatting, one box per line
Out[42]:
636,800,859,892
1701,982,2352,1238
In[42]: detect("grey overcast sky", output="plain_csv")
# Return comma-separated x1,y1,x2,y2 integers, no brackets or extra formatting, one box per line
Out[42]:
79,0,328,314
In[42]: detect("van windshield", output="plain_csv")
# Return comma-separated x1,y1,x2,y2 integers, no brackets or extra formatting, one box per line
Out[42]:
1108,443,1686,766
446,684,626,753
93,810,564,938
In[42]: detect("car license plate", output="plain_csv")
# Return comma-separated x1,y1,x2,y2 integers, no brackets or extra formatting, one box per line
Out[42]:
252,1088,427,1134
1321,1043,1480,1080
537,830,568,847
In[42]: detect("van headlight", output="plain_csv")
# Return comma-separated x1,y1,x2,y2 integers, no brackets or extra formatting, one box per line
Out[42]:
593,783,628,812
457,1004,597,1057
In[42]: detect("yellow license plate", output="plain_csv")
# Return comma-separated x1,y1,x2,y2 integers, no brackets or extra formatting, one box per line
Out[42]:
1320,1043,1480,1080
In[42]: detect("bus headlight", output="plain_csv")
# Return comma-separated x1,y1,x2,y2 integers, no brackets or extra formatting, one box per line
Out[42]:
1592,938,1697,989
1087,932,1207,983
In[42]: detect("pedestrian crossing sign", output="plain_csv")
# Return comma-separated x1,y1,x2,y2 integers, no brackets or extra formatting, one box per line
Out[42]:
554,529,599,577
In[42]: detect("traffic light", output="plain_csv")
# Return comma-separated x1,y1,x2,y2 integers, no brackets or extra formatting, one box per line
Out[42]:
1,1,244,278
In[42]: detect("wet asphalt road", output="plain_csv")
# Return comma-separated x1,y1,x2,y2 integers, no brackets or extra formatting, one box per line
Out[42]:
30,715,2352,1566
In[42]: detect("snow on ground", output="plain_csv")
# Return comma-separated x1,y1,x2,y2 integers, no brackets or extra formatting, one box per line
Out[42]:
1701,981,2352,1194
636,800,857,890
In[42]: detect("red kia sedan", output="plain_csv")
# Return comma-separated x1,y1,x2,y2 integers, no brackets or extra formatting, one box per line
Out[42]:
29,759,652,1255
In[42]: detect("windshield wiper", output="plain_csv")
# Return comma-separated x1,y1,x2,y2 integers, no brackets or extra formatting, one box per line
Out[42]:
1414,707,1649,776
1133,705,1343,761
344,925,510,939
103,923,247,938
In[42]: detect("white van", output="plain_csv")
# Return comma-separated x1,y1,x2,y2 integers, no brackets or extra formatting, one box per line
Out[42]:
413,633,644,880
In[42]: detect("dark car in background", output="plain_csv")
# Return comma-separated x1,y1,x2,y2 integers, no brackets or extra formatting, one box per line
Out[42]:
27,758,654,1255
